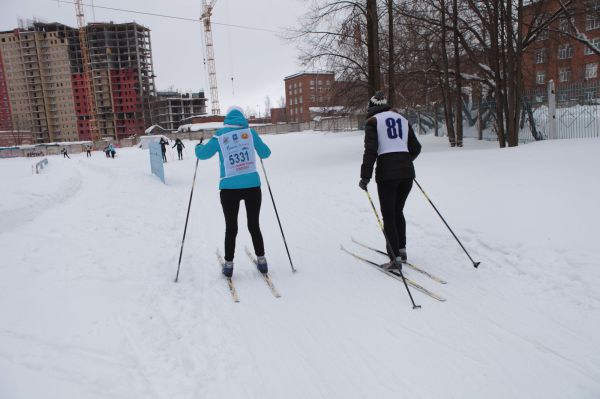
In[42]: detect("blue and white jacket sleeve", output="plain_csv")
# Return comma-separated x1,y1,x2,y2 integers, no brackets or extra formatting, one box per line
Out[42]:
251,129,271,159
195,137,219,160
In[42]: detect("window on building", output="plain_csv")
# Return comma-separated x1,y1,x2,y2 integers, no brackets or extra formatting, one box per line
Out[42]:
584,89,597,102
558,44,573,59
585,62,598,79
559,67,572,82
559,17,575,34
535,48,548,64
310,80,314,86
584,37,600,55
587,14,600,31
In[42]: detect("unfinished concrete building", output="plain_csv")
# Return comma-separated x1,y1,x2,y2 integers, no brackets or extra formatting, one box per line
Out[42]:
0,20,157,143
0,22,79,143
155,91,207,131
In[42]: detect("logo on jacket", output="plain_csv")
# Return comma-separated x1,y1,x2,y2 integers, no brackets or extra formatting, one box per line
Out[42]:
241,132,249,139
223,137,229,144
232,134,238,141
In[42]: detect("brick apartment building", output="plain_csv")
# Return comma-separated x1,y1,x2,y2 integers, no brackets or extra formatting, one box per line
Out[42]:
0,21,156,143
523,0,600,95
284,72,334,123
154,91,207,131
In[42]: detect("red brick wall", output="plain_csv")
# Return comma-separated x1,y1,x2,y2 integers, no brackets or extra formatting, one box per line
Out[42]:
0,51,12,131
110,68,144,138
270,107,287,123
71,73,93,140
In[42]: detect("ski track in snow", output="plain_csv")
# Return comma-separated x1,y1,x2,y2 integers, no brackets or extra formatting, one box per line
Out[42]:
1,133,599,399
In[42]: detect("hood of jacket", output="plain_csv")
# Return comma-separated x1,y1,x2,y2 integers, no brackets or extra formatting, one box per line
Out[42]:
223,107,249,128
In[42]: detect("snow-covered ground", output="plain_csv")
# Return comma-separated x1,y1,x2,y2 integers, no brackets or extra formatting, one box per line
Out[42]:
1,132,599,398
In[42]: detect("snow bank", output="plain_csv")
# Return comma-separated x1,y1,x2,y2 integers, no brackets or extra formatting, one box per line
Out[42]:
0,134,599,399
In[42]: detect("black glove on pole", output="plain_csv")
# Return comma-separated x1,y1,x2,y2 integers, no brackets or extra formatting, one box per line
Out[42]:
358,178,369,191
414,179,480,268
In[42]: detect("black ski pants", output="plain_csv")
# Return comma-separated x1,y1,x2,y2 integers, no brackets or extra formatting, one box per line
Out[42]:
377,178,413,257
162,150,167,162
220,187,265,262
177,148,183,160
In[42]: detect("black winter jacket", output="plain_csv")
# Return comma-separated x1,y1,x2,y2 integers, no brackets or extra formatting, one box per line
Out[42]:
360,107,422,182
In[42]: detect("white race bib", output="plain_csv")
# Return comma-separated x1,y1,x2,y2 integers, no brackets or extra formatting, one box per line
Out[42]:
218,129,257,178
375,111,410,155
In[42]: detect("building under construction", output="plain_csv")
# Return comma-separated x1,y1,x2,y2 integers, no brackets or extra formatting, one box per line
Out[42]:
0,20,157,143
154,91,207,131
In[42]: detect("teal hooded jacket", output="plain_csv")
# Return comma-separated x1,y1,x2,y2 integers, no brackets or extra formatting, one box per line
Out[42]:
195,108,271,190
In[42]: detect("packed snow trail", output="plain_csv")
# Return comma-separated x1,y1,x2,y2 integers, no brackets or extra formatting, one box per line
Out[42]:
1,133,599,399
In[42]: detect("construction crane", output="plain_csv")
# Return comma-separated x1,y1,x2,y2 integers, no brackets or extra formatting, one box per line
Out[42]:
74,0,100,141
201,0,221,115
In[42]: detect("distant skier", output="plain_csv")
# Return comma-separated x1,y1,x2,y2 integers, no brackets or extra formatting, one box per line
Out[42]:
159,137,169,162
108,143,116,159
104,145,110,158
61,148,70,159
195,106,271,278
85,144,92,157
172,138,185,160
359,91,421,270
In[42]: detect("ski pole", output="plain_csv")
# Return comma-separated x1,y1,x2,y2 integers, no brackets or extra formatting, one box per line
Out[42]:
174,157,200,282
364,189,421,309
259,158,297,273
413,179,480,268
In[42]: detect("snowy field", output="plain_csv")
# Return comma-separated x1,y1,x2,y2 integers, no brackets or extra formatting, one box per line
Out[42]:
1,132,599,398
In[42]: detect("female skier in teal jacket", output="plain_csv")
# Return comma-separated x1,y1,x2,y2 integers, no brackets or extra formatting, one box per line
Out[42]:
195,106,271,277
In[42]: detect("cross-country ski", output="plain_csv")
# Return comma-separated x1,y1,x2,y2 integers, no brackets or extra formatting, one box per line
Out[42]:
351,237,447,284
341,245,446,302
245,246,281,298
217,250,240,303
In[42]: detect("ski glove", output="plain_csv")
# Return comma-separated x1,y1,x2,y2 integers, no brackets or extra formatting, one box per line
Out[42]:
358,178,370,191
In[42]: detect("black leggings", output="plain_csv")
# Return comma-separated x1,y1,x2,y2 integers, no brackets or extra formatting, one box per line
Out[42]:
220,187,265,261
377,179,413,257
177,149,183,159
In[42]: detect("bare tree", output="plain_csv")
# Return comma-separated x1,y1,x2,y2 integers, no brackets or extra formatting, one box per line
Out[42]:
388,0,396,106
264,96,272,117
289,0,381,111
277,96,286,108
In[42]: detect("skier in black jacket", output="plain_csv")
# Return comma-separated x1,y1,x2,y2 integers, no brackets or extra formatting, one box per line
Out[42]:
159,137,169,162
359,91,421,270
172,138,185,160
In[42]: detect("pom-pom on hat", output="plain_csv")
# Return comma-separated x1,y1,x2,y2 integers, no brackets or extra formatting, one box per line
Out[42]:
368,91,387,108
367,90,391,117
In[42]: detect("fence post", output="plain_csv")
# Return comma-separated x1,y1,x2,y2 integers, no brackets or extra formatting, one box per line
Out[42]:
433,104,439,137
548,80,558,140
477,96,483,140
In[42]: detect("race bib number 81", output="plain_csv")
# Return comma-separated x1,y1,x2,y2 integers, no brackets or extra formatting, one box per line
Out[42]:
218,129,257,178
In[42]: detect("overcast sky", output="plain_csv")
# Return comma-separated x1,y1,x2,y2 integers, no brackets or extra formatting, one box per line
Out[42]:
1,0,310,115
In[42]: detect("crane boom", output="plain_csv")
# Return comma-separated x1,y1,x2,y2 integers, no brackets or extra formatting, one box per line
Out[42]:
201,0,220,115
74,0,100,141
